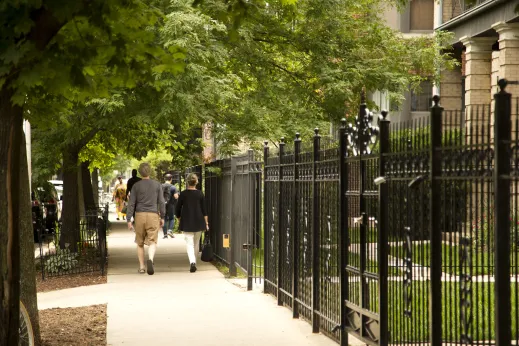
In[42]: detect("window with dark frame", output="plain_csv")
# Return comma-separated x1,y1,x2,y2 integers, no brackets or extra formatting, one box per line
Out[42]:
410,0,434,31
411,80,433,112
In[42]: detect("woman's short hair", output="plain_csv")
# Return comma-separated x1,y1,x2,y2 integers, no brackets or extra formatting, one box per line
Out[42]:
138,163,152,178
187,173,198,187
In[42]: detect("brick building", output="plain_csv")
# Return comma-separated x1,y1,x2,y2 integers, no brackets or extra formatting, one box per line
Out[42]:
437,0,519,116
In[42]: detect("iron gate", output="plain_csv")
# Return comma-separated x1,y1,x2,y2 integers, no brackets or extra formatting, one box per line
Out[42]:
343,103,383,345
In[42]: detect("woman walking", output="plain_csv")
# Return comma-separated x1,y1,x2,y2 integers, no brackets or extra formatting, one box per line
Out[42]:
112,175,127,220
175,173,209,272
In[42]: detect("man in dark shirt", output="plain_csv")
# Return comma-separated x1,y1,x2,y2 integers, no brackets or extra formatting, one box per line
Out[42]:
162,173,179,239
125,169,141,201
126,163,165,275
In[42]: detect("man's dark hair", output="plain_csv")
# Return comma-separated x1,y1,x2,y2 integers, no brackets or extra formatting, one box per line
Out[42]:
131,169,138,177
164,173,172,181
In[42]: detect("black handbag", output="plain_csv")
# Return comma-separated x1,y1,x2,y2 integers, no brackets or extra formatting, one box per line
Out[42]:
201,233,213,262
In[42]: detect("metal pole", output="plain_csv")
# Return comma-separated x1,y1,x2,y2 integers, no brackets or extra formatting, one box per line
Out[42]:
429,95,443,346
277,138,285,306
338,119,349,346
378,111,390,346
312,129,321,333
292,133,301,318
263,142,269,294
230,158,237,276
247,149,254,291
494,79,512,346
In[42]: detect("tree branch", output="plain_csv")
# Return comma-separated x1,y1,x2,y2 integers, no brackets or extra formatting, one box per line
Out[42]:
77,127,101,150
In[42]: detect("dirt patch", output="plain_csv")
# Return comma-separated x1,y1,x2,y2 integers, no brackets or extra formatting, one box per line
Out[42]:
40,304,106,346
36,272,107,293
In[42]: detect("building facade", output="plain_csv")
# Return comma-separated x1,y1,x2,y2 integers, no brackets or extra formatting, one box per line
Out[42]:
370,0,438,123
436,0,519,118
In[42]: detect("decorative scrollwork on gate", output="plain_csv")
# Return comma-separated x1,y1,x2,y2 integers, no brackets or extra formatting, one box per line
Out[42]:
460,237,473,345
303,208,309,272
270,207,276,261
346,104,379,156
325,215,332,282
286,209,291,265
403,226,412,317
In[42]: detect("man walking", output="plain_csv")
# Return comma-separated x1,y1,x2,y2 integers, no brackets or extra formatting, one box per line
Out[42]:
162,173,179,239
126,163,165,275
125,169,141,201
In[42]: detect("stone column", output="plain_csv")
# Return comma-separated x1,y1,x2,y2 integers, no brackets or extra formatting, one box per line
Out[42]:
489,49,500,122
492,22,519,98
460,36,496,137
439,66,462,112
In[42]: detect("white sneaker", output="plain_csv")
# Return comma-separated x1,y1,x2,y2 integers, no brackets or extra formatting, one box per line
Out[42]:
167,230,174,238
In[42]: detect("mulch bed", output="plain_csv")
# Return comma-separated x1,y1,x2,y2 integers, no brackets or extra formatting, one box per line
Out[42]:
40,304,107,346
36,271,107,293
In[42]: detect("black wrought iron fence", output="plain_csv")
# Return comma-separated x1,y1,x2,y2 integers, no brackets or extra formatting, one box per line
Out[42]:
38,204,109,280
260,82,518,346
186,151,262,290
184,81,519,346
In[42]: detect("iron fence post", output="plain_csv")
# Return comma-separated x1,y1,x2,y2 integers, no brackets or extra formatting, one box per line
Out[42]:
247,149,254,291
494,79,512,346
429,95,443,346
277,138,285,306
264,142,269,294
312,129,321,333
230,158,237,277
378,111,390,346
338,119,349,346
292,133,301,318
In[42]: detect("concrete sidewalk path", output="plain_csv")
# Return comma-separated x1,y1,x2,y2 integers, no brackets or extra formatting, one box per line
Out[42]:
39,217,341,346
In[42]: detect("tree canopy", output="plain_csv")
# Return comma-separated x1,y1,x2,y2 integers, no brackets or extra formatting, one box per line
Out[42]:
1,1,456,342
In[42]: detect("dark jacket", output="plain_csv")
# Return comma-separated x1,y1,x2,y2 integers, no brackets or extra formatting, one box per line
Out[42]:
175,189,207,232
126,176,142,200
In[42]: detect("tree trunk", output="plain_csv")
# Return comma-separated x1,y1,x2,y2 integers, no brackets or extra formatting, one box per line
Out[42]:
78,165,85,216
0,88,22,345
81,161,96,211
60,146,80,251
19,133,41,345
92,168,99,206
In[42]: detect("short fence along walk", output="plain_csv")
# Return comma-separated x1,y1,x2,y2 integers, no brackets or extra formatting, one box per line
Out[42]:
188,80,519,346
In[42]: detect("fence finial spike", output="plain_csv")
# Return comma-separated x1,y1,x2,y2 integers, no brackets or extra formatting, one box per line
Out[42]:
498,78,508,92
340,118,347,128
381,110,388,120
280,137,285,144
295,132,301,141
264,141,269,147
314,128,320,136
432,95,440,106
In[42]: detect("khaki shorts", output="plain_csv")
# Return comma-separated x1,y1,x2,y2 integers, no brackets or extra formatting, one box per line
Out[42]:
134,212,160,246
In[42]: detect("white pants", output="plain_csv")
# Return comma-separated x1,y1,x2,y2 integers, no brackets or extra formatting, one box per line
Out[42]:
184,231,202,264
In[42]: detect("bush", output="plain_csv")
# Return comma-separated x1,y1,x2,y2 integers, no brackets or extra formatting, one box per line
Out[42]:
45,248,79,274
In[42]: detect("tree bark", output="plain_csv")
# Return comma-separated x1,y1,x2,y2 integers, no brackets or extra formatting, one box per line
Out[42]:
20,133,41,345
0,88,22,345
60,146,80,251
92,168,99,205
78,165,85,216
81,161,96,211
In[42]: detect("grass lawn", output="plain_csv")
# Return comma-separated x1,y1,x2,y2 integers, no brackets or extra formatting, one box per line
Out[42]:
390,242,519,276
387,281,518,342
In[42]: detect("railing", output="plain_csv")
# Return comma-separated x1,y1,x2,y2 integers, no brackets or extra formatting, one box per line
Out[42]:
445,0,491,22
37,204,109,280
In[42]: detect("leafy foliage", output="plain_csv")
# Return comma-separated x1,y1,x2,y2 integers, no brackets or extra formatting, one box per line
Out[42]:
44,248,79,274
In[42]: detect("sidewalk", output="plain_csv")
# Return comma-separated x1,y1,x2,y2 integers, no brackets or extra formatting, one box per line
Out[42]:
38,216,342,346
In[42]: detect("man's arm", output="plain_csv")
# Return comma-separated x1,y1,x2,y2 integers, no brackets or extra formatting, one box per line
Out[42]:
126,186,137,229
158,183,166,223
